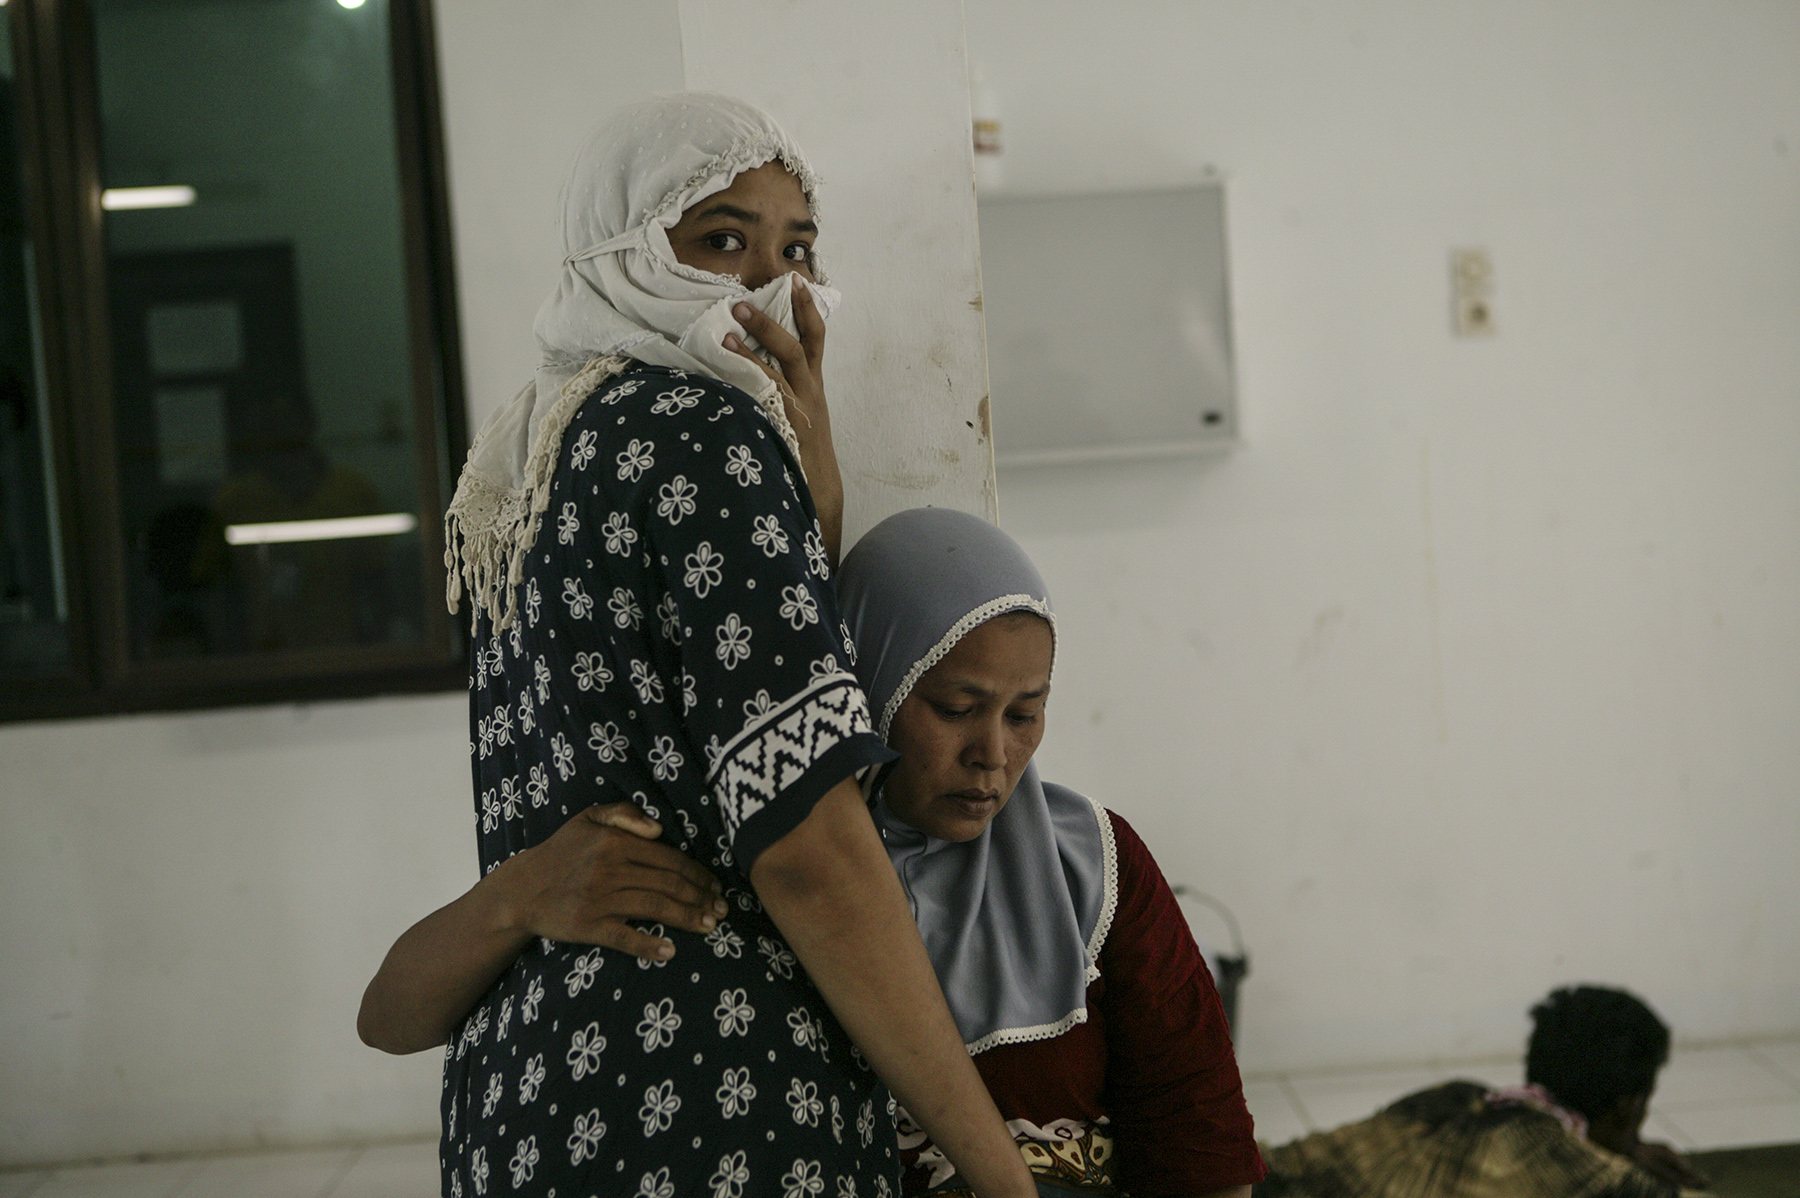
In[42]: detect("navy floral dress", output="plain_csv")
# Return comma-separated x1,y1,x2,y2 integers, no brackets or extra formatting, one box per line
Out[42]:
443,363,899,1198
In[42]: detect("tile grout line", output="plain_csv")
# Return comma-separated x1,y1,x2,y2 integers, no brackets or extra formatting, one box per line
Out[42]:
1645,1108,1696,1151
1238,1037,1800,1089
161,1158,208,1198
1653,1043,1800,1111
317,1145,367,1198
1276,1074,1316,1132
1742,1043,1800,1096
164,1151,213,1187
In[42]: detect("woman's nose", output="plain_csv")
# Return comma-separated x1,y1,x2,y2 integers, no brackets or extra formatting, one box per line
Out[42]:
741,248,798,292
740,252,777,291
965,719,1007,773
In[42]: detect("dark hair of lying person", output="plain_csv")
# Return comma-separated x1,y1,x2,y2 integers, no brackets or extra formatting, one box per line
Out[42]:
1526,985,1671,1124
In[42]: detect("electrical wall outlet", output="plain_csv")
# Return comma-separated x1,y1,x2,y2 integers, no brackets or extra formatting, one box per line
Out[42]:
1450,247,1495,336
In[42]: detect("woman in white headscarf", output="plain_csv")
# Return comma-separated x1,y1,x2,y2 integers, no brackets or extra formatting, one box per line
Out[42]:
358,94,1035,1198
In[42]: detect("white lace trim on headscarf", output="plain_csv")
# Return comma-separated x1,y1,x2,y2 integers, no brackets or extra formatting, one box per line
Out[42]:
840,508,1117,1056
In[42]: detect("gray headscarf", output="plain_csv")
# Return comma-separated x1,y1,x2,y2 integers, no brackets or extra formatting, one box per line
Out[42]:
838,508,1118,1054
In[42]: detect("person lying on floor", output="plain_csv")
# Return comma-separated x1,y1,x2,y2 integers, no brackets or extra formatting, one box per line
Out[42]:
1256,984,1710,1198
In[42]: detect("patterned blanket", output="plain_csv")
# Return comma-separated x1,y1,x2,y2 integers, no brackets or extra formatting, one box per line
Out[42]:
1256,1081,1681,1198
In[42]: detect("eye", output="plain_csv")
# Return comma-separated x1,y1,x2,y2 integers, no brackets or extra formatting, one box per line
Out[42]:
931,703,971,720
783,241,812,262
1006,708,1042,727
703,231,745,253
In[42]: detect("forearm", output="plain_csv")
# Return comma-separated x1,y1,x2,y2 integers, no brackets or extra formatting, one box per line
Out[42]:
805,443,844,569
752,780,1034,1198
358,862,532,1054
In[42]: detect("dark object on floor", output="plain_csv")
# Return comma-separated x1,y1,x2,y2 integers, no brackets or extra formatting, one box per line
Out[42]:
1173,886,1249,1036
1212,952,1249,1035
1686,1142,1800,1198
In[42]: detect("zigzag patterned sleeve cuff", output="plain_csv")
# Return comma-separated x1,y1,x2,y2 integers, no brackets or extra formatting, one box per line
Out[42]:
730,731,897,870
707,673,897,869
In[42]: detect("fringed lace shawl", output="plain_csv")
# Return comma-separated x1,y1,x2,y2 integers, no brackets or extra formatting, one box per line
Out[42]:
444,355,628,631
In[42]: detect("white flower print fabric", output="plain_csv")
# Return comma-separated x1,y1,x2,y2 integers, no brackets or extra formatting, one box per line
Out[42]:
443,365,896,1196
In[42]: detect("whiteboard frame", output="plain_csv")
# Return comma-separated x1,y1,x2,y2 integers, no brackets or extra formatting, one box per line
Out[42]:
978,181,1240,469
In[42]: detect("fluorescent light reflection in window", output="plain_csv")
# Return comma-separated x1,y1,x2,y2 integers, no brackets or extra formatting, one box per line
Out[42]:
100,185,198,211
224,512,418,546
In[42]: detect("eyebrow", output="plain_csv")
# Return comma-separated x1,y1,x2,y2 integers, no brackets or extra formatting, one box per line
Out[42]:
942,679,1051,701
688,202,817,235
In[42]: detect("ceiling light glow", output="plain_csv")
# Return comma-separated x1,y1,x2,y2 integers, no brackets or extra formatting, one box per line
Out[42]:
101,185,197,211
224,512,418,546
337,0,367,8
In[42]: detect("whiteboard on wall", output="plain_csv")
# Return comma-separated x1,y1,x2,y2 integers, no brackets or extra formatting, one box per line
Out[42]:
978,185,1237,467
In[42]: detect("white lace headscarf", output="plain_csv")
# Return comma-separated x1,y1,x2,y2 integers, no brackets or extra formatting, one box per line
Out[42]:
445,92,840,629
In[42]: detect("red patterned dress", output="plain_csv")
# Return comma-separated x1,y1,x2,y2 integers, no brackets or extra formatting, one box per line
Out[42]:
899,810,1267,1198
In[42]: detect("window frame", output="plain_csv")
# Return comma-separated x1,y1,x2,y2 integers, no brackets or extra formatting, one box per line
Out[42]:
2,0,469,723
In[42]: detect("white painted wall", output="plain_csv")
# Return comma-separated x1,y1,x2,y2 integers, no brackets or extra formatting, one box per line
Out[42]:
968,0,1800,1073
435,0,685,431
0,696,472,1164
0,0,992,1166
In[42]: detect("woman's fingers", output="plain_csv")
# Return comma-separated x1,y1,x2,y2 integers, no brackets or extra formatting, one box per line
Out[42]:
731,300,808,383
548,805,728,932
585,801,661,840
545,871,714,943
580,801,724,897
594,920,677,962
610,854,727,920
625,837,726,899
722,333,787,390
606,886,720,931
572,885,722,960
518,806,735,960
791,275,826,373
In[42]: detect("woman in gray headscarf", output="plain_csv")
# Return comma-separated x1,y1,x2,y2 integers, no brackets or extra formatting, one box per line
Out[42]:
358,94,1035,1198
836,507,1266,1198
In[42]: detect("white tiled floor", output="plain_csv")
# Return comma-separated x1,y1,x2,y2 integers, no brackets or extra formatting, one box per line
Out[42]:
5,1038,1797,1195
0,1143,434,1198
1242,1036,1800,1155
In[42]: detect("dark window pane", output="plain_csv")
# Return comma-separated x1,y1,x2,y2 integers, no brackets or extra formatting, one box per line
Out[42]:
94,0,431,659
0,12,73,676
